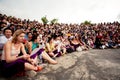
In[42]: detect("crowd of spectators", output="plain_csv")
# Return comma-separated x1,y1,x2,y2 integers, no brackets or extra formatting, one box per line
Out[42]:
1,13,120,50
0,13,120,77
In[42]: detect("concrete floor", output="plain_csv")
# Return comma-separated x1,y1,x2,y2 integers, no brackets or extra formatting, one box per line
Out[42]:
0,49,120,80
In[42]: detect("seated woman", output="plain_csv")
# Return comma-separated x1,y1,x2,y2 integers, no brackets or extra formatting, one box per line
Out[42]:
0,30,43,77
62,36,75,53
77,34,89,50
26,32,33,42
94,31,103,48
87,37,95,49
53,35,66,57
46,36,66,58
45,37,56,57
25,34,57,64
70,36,82,51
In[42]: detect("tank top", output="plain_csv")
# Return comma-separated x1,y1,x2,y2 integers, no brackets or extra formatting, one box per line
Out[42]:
32,41,39,51
45,43,55,52
1,44,20,60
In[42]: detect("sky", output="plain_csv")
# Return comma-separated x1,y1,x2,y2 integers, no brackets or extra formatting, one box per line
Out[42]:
0,0,120,23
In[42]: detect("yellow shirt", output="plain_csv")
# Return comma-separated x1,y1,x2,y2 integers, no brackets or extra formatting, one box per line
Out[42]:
45,43,55,52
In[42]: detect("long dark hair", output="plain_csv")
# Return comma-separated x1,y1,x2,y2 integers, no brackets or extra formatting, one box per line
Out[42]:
31,34,39,41
47,36,53,43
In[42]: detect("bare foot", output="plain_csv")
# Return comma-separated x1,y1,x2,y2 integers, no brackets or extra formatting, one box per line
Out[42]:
49,59,57,64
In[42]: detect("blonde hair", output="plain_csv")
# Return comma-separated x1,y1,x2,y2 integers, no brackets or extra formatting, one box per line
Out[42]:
12,29,25,43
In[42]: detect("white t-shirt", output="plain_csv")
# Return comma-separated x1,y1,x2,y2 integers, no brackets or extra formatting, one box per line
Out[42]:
0,35,12,44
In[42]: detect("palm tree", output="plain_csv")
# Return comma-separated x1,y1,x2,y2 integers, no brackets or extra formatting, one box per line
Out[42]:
41,16,49,26
83,20,91,25
50,18,58,25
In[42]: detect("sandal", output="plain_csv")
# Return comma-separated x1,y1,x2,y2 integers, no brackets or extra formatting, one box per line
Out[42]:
34,66,43,72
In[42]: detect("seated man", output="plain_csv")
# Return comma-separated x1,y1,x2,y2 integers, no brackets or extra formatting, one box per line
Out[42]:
0,27,13,59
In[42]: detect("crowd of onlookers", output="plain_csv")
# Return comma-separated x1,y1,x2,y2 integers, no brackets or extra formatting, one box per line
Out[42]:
0,13,120,77
0,13,120,51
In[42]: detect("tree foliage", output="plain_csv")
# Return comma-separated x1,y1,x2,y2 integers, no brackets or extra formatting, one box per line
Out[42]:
83,20,91,25
50,18,58,25
41,16,49,25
